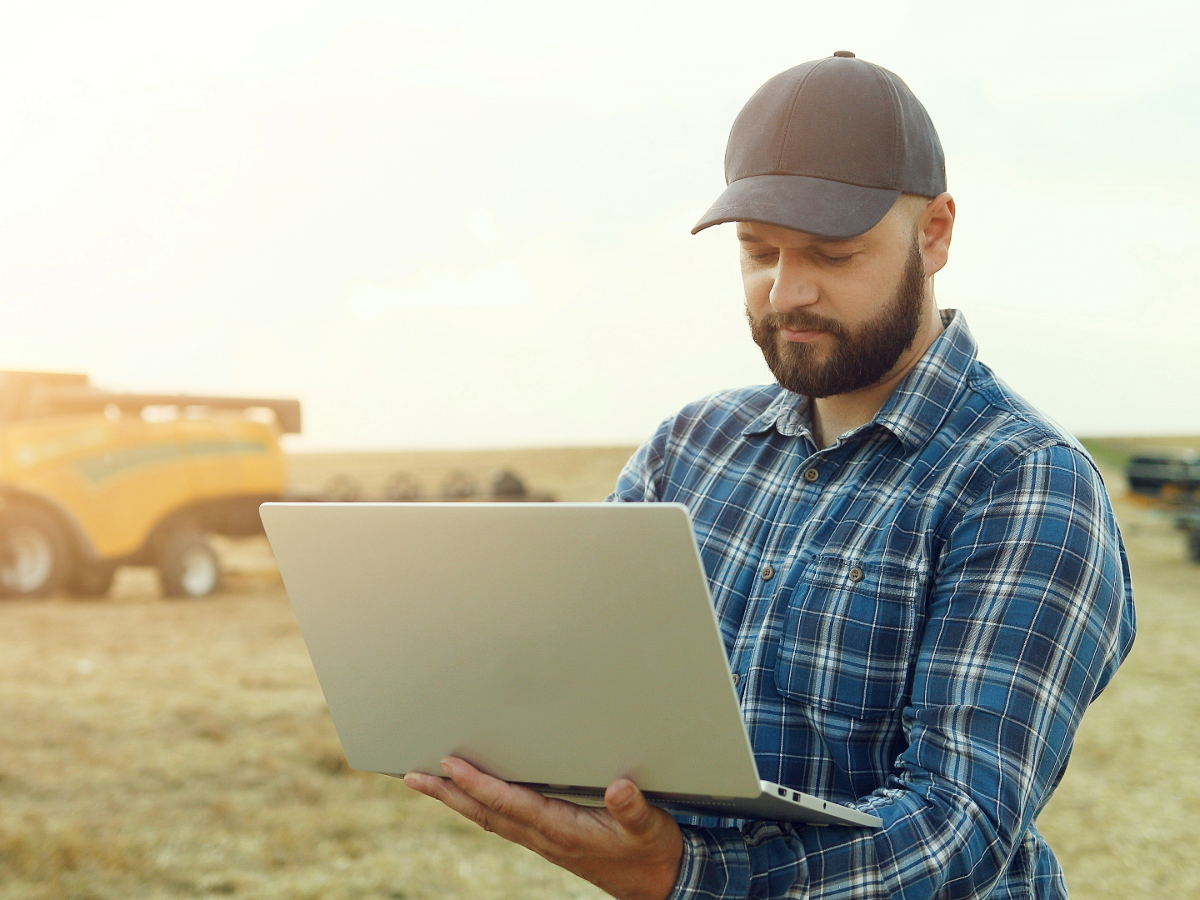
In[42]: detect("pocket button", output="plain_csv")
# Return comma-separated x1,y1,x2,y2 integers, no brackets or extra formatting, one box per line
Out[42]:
848,566,864,583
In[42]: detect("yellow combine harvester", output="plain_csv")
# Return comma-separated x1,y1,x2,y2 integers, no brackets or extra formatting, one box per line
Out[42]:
0,371,299,599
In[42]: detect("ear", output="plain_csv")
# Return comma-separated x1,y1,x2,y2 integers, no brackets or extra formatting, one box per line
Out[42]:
918,193,955,277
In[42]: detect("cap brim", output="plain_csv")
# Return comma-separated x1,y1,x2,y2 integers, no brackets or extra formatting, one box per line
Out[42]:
692,174,901,240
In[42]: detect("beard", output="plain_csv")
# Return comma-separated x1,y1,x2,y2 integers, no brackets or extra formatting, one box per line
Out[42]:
747,237,927,399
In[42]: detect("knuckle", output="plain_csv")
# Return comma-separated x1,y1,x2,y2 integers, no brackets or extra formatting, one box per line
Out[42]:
629,807,655,831
526,820,566,854
468,806,494,833
490,783,520,818
553,831,583,858
542,811,593,858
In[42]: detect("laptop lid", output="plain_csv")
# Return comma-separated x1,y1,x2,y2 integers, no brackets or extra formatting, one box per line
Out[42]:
260,501,763,799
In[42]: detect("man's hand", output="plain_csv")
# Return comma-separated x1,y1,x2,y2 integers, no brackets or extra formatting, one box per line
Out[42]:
404,757,684,900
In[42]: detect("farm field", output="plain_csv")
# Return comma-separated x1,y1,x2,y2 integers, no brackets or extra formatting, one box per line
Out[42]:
285,447,639,503
0,442,1197,899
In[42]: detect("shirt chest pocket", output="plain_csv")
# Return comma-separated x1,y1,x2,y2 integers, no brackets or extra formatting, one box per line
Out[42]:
773,556,921,719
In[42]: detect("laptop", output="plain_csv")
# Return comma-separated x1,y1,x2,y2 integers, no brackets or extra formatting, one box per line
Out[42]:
260,501,882,828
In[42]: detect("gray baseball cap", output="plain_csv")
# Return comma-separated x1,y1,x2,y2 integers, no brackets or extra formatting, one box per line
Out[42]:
692,52,946,240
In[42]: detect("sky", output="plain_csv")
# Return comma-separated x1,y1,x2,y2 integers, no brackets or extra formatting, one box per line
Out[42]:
0,0,1197,450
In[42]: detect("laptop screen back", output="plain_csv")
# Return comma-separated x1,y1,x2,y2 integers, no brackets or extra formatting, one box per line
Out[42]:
261,501,762,799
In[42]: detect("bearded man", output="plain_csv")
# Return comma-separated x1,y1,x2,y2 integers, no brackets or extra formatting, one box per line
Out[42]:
405,53,1137,900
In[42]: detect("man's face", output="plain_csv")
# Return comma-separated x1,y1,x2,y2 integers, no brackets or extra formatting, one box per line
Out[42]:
739,200,928,399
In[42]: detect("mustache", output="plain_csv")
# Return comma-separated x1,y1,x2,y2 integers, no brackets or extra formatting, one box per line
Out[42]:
748,307,848,338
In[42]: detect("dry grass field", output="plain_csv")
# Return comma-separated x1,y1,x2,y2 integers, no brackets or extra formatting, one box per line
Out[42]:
0,442,1196,899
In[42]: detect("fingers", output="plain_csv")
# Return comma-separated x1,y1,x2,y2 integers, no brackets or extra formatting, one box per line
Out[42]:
405,759,579,847
440,757,554,824
408,760,670,860
402,771,439,795
604,778,662,839
404,768,535,843
407,763,684,894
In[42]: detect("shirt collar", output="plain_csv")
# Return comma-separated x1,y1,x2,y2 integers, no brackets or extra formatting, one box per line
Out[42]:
741,390,812,439
739,391,816,441
741,309,977,450
874,309,976,449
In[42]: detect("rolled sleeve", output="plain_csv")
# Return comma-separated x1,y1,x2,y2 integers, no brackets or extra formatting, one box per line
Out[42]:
668,827,751,900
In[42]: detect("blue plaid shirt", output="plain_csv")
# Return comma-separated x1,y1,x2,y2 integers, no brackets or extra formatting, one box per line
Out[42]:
609,310,1135,900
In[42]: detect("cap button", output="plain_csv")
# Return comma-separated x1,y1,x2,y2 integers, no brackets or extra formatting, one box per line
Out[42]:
833,50,856,58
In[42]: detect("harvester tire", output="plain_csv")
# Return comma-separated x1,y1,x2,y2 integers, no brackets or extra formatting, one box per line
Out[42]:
0,504,71,598
157,530,221,599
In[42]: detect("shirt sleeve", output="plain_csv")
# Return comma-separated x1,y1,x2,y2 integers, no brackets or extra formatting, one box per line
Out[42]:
607,418,670,503
668,442,1136,900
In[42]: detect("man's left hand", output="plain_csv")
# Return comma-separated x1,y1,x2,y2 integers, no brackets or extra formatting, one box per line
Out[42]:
404,757,684,900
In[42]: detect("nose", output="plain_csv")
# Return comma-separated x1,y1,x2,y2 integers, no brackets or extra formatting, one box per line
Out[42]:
768,252,819,313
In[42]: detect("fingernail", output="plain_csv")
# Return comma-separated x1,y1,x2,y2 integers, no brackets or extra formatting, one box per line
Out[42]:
440,758,454,775
613,782,635,806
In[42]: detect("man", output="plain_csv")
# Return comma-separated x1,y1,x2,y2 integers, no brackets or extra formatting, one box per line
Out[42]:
405,53,1136,900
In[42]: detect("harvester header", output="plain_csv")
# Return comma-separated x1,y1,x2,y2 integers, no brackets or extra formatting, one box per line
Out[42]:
0,371,301,433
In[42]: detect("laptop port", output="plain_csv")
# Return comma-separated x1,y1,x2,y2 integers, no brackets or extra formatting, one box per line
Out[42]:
778,787,786,796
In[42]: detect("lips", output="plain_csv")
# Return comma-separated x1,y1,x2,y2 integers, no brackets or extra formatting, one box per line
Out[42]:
780,327,825,343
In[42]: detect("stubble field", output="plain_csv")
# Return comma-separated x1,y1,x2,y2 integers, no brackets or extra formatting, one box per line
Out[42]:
0,443,1196,899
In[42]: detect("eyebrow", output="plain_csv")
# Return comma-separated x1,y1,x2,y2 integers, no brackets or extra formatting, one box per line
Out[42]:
735,227,766,242
736,228,860,249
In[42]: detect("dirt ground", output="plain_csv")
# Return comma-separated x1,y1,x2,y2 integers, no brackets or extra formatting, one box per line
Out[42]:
0,443,1197,899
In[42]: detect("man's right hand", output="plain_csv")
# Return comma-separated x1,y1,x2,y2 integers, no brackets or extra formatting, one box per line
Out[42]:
405,757,684,900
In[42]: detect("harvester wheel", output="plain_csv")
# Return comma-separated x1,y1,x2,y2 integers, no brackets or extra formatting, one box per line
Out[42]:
71,563,117,598
0,504,70,598
157,530,221,599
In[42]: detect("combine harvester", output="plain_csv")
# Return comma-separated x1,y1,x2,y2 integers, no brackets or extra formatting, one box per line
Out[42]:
1126,449,1200,563
0,371,299,598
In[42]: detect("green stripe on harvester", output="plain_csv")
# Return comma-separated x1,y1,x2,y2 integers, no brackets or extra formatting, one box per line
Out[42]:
76,441,269,485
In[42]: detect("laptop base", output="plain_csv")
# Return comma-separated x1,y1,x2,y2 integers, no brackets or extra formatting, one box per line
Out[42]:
389,776,881,827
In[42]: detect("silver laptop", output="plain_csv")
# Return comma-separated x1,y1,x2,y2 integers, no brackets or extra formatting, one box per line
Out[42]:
260,501,881,828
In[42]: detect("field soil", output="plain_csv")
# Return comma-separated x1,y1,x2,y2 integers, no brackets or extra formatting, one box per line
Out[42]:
1,444,1197,899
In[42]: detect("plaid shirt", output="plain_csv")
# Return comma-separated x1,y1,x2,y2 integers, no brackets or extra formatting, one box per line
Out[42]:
609,310,1136,900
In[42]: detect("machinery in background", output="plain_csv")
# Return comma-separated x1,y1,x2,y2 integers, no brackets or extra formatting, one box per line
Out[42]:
315,468,556,503
1126,449,1200,563
0,371,300,598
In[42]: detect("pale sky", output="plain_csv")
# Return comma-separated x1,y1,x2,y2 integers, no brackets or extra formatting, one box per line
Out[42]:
1,1,1197,449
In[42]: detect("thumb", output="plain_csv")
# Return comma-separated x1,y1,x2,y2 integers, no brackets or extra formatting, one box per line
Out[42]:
605,779,659,837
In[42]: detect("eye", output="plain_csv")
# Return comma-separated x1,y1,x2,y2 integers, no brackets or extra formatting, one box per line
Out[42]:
816,252,853,265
